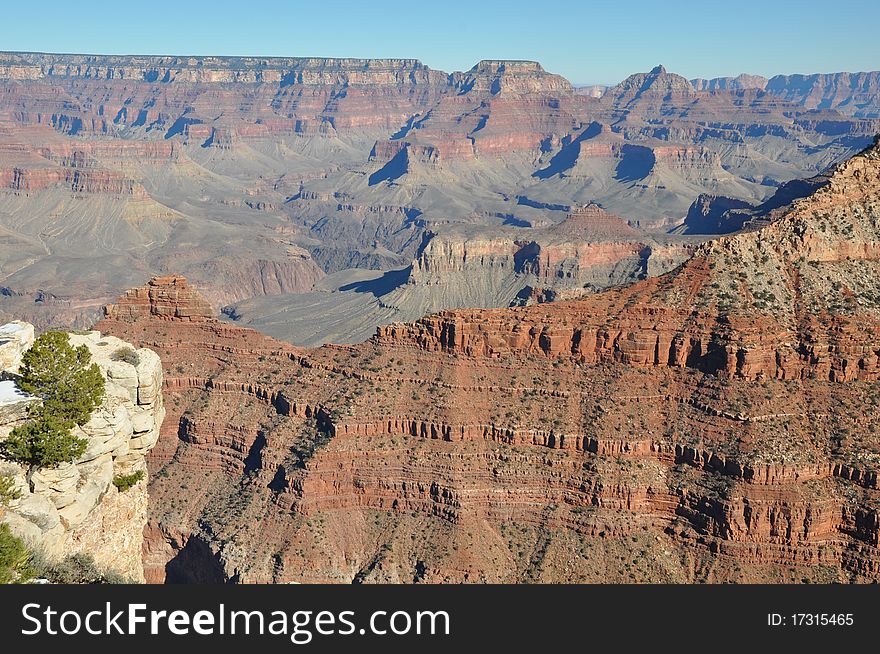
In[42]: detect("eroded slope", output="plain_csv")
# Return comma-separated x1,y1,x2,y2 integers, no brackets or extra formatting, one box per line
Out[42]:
96,140,880,583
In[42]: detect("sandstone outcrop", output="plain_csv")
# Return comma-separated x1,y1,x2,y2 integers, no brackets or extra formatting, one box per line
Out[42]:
0,328,165,582
104,275,214,320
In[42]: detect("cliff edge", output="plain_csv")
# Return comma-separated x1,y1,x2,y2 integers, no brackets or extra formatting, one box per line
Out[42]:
0,325,165,582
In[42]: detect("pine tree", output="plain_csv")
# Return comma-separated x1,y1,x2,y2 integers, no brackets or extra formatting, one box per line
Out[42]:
3,415,88,470
0,524,33,584
16,331,105,426
0,474,20,506
1,332,104,475
0,478,32,584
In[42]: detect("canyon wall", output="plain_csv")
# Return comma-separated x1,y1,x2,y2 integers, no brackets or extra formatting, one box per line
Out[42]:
691,71,880,119
220,205,699,348
97,135,880,585
2,52,878,338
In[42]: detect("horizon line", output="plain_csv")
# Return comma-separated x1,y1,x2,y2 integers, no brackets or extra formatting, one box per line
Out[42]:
2,49,880,87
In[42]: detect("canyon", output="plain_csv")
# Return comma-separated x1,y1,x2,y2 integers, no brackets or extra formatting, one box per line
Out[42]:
1,53,879,344
93,138,880,583
228,204,701,345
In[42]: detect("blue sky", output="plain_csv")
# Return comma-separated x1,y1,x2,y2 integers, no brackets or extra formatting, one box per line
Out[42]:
1,0,877,85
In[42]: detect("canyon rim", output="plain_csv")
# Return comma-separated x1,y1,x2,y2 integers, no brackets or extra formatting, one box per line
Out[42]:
0,42,879,587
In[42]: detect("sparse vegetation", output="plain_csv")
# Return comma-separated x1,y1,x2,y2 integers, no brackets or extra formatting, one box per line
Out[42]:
285,419,333,470
0,478,33,584
110,346,140,366
0,474,19,506
0,523,33,584
112,470,145,492
30,551,131,584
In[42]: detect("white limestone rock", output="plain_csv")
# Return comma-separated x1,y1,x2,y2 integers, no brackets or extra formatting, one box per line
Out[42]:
0,321,35,373
0,326,164,582
30,463,80,509
12,492,61,533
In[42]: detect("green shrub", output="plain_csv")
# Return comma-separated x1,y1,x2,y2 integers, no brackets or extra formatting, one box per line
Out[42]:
112,470,145,493
0,474,19,506
0,523,33,584
3,415,88,471
110,346,140,366
2,332,105,475
17,331,105,427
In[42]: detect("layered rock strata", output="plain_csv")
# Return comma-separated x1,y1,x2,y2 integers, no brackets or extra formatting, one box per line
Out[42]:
392,204,696,312
2,52,879,336
104,275,214,321
97,142,880,583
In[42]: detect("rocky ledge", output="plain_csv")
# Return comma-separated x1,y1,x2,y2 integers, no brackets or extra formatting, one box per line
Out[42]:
0,321,34,373
0,326,164,582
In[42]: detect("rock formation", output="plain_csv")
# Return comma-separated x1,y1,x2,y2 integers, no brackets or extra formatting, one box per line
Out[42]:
679,164,837,234
104,275,214,321
2,52,878,339
0,321,34,373
0,326,165,582
690,74,769,92
96,139,880,583
765,72,880,118
223,205,698,346
393,204,695,311
375,138,880,382
691,71,880,118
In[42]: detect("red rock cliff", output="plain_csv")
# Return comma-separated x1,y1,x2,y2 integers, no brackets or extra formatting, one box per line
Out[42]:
104,275,214,321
